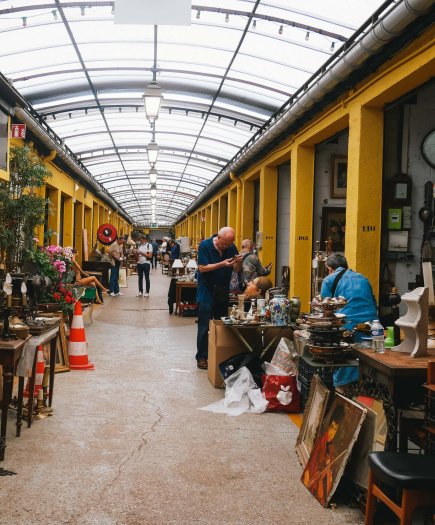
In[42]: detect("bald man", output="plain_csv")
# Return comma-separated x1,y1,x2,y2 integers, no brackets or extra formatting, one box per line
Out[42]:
195,227,243,369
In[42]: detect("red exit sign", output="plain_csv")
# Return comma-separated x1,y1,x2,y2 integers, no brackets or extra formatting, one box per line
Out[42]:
11,124,26,139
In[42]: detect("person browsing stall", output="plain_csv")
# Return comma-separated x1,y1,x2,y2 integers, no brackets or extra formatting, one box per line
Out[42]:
240,239,272,282
321,253,377,386
136,235,152,297
195,227,243,370
108,237,125,297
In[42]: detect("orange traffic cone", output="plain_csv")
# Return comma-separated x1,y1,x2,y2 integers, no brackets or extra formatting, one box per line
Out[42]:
24,345,45,398
68,301,95,370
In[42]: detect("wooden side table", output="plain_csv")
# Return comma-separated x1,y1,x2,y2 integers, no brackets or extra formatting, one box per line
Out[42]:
0,336,30,461
354,347,435,450
175,281,197,315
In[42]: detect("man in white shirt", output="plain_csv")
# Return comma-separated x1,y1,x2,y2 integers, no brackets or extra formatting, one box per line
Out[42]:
136,235,152,297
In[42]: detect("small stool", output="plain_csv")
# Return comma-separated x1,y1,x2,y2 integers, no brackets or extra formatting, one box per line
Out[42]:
365,451,435,525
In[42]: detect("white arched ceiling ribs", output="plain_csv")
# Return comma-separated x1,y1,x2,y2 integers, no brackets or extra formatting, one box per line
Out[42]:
0,0,389,225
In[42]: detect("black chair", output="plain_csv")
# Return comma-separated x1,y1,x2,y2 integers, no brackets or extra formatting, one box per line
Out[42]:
365,451,435,525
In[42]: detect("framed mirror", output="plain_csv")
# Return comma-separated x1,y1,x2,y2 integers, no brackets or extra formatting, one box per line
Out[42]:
421,129,435,169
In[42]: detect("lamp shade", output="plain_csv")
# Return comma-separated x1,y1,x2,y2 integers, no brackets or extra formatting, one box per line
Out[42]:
149,167,158,184
172,259,184,269
186,259,198,269
143,81,163,120
150,183,157,198
147,142,159,166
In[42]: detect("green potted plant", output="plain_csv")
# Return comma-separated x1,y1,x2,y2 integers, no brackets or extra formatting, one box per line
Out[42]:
0,144,51,272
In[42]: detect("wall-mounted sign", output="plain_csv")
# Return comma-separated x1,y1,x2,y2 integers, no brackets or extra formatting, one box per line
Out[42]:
11,124,26,139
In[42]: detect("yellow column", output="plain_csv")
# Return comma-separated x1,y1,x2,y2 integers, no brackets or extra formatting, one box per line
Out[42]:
47,187,61,246
74,201,84,263
289,144,315,310
259,166,278,285
241,180,255,241
84,206,92,259
218,196,228,230
227,188,237,234
92,202,99,246
346,104,383,298
205,206,212,237
211,201,218,234
63,196,74,248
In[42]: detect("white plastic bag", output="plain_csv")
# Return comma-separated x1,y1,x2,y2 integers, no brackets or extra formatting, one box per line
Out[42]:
199,367,268,416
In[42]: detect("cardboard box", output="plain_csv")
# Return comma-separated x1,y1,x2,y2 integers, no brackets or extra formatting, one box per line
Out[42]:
207,320,245,388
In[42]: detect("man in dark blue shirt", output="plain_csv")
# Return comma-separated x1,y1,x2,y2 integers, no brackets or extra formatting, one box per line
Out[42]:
169,240,180,261
196,227,243,369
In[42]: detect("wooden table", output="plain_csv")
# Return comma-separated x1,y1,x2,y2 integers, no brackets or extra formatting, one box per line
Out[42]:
19,320,61,433
174,281,197,315
354,347,435,450
224,322,293,360
0,336,30,461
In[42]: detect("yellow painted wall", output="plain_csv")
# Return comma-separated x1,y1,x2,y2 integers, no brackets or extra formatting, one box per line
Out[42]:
174,26,434,304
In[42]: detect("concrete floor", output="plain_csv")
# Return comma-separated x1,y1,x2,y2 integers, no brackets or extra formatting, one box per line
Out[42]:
0,269,364,525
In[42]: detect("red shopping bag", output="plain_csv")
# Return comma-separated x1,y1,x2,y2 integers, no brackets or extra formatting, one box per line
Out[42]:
262,374,300,413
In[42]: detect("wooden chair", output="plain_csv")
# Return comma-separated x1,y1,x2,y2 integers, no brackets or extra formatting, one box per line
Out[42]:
365,451,435,525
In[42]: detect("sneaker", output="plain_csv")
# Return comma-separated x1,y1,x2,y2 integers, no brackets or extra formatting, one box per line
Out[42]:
109,292,116,297
136,292,143,297
143,292,149,297
115,292,125,296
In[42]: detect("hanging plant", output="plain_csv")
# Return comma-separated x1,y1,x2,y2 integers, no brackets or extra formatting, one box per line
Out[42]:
0,144,52,271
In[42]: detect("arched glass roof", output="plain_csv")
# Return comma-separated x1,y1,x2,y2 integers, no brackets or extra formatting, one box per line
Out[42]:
0,0,388,225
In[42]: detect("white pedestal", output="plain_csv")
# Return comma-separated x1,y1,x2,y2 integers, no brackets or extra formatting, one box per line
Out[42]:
393,287,428,357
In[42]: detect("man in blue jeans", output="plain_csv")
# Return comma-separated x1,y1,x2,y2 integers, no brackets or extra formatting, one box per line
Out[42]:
196,227,243,369
108,237,125,296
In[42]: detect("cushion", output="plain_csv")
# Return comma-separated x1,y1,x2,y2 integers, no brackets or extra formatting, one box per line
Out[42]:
369,452,435,491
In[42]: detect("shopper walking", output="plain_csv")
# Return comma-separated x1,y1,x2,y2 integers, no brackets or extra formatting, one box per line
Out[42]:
136,235,153,297
196,226,243,369
151,238,158,269
108,237,125,296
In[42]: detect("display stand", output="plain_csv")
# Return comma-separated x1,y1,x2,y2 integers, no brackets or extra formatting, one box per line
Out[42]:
393,287,428,357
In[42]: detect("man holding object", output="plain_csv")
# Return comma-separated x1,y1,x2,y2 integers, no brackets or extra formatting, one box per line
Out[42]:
196,227,243,370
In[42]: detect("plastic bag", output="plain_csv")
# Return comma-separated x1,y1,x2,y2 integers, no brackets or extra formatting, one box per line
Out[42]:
219,352,264,388
270,337,298,375
262,374,300,413
200,367,268,416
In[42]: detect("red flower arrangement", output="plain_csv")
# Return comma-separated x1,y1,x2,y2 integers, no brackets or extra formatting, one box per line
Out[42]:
52,286,77,316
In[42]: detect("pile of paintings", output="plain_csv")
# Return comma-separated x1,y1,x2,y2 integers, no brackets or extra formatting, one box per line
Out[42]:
296,375,386,507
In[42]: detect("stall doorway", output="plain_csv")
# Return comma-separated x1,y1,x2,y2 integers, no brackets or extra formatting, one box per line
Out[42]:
276,162,291,285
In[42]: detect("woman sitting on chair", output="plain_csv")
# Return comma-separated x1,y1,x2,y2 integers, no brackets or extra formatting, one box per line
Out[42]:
71,251,108,304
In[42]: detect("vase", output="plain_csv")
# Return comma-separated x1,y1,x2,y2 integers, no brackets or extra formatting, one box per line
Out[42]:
269,294,290,326
289,296,301,321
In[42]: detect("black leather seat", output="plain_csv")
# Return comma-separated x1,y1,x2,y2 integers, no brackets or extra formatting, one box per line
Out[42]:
369,452,435,491
365,451,435,525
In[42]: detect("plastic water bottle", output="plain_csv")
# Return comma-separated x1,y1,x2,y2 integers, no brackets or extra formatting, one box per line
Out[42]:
371,320,385,354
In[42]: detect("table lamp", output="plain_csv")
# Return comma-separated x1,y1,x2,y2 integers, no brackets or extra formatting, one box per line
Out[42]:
186,258,198,278
172,258,184,277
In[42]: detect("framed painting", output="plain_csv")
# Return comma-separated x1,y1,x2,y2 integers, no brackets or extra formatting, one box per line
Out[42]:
330,155,347,198
296,375,330,466
301,393,367,507
320,206,346,253
53,313,70,373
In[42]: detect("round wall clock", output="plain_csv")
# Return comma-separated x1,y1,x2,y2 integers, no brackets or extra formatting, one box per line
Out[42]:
421,129,435,169
97,223,117,245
